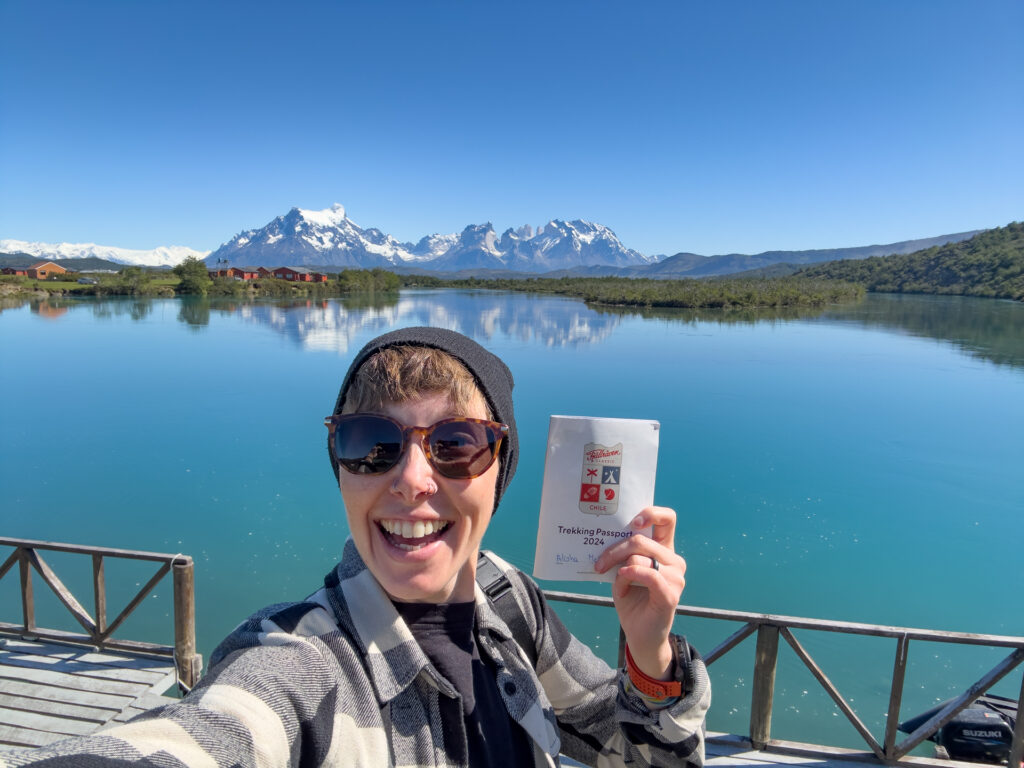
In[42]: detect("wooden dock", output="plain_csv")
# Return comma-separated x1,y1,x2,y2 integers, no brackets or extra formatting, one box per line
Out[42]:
2,536,1021,766
0,537,201,751
0,636,177,749
559,733,982,768
703,735,988,768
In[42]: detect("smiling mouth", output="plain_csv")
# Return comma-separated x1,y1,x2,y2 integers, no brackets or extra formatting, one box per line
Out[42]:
378,519,452,552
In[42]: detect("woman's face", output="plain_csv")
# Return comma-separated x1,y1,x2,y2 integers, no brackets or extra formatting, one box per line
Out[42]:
338,392,498,603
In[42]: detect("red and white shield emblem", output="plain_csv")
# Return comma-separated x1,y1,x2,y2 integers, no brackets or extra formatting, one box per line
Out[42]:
579,442,622,516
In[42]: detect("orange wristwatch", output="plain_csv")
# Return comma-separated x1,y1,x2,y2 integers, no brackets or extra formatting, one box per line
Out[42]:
625,637,692,699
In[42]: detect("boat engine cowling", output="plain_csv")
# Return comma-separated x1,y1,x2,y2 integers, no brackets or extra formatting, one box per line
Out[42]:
936,706,1014,764
899,694,1018,765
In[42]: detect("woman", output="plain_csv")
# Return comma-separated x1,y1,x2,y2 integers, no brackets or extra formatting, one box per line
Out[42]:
4,327,710,768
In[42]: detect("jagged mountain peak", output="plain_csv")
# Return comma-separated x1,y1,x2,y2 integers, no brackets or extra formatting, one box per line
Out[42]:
205,204,653,272
296,203,348,228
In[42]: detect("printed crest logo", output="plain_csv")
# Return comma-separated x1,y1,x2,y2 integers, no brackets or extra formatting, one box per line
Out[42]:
579,442,622,516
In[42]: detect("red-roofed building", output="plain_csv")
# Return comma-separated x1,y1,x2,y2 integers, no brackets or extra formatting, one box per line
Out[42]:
27,261,67,280
272,267,327,283
208,266,260,280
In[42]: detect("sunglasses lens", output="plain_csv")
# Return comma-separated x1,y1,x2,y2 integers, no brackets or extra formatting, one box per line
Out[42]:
429,420,501,478
333,416,403,474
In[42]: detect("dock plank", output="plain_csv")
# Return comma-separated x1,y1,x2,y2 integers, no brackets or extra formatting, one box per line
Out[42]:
0,650,169,686
703,735,984,768
0,677,134,711
0,663,155,698
0,723,68,750
0,692,114,724
2,639,173,675
0,637,180,749
0,707,98,738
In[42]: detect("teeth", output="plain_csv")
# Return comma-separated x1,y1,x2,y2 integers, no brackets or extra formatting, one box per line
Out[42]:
379,520,448,540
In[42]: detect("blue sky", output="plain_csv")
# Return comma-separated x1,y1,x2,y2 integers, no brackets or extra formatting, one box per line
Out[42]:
1,0,1021,257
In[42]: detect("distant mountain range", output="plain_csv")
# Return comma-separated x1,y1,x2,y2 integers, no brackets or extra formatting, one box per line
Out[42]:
0,203,986,279
0,238,208,267
0,251,128,272
636,232,984,278
206,204,655,273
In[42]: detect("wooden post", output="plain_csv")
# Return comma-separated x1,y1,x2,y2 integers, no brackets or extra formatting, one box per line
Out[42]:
750,623,779,750
92,554,106,645
18,549,36,636
172,556,199,690
884,633,910,762
1009,670,1024,768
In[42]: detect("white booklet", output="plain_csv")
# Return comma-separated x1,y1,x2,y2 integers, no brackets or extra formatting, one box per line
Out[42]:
533,415,660,583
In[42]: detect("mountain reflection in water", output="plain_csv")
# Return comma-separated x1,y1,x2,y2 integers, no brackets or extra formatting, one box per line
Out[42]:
184,290,622,352
17,290,1024,368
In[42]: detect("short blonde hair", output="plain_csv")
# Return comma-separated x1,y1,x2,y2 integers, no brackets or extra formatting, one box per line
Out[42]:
341,345,491,417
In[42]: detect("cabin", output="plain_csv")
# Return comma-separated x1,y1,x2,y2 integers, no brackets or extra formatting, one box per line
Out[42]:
208,266,329,282
26,261,67,280
209,267,261,280
228,267,261,280
1,267,29,276
271,266,328,283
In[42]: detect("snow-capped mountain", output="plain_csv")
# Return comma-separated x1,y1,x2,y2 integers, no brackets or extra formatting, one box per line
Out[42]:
2,204,656,272
427,224,507,271
406,232,460,260
504,219,651,272
0,239,208,267
207,204,422,269
206,204,655,272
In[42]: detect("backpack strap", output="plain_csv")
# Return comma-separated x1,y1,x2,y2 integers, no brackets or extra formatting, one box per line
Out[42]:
476,551,539,668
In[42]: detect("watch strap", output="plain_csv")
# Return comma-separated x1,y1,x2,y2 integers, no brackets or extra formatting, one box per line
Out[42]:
625,643,683,699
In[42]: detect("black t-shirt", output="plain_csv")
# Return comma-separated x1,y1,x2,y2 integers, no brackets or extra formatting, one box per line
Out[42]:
393,600,535,767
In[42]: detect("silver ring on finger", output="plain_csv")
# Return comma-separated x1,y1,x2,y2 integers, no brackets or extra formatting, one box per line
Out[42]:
650,557,660,572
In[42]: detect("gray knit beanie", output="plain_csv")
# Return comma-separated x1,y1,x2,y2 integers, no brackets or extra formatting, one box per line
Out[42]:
328,327,518,511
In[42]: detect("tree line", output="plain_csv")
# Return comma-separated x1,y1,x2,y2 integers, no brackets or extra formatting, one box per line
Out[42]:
397,274,864,308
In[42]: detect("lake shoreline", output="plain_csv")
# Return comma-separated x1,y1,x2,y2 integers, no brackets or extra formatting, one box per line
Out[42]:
0,273,868,310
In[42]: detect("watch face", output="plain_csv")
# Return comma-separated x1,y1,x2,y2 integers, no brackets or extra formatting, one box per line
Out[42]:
671,635,694,695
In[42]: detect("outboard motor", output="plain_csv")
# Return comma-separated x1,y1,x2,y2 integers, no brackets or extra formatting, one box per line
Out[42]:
899,694,1017,764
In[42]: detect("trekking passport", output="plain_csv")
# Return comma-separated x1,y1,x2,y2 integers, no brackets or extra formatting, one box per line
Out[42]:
533,415,660,582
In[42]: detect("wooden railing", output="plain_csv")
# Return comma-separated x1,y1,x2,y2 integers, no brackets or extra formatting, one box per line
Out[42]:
3,537,1017,763
0,537,202,691
544,590,1024,767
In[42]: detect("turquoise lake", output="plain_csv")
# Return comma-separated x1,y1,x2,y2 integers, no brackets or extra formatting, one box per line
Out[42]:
1,290,1022,749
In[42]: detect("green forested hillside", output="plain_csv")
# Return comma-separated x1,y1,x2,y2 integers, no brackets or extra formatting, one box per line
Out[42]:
797,222,1024,301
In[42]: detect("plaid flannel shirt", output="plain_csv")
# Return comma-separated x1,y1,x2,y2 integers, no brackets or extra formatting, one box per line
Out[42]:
2,540,710,767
